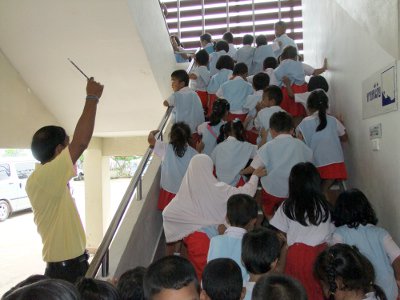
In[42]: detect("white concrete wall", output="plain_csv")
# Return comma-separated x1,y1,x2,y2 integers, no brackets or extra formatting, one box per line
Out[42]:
303,0,400,242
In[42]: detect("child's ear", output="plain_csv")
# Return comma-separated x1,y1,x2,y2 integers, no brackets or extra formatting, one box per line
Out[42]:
271,258,279,272
200,289,210,300
240,287,247,300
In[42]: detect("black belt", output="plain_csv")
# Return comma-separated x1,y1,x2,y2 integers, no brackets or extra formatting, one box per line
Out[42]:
47,251,89,269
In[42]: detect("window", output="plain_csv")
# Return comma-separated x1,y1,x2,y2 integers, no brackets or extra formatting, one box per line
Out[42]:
0,164,11,181
15,162,35,179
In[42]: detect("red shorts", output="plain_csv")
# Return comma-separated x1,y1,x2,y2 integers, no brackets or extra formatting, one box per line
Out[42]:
281,84,308,117
285,243,326,300
246,128,258,145
207,94,217,118
261,189,285,216
196,90,208,111
317,162,347,180
236,176,246,187
158,188,175,210
227,112,247,122
183,231,210,280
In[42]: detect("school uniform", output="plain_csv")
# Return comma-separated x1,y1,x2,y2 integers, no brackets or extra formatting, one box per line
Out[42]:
233,45,255,71
207,226,250,282
297,113,347,180
270,205,334,300
203,43,215,54
209,50,227,76
211,136,257,187
294,91,311,110
247,68,278,86
166,86,205,134
243,90,263,144
154,140,197,210
254,106,286,143
251,44,275,75
273,33,298,58
227,43,237,58
251,134,312,215
191,65,211,111
216,77,253,122
197,121,225,156
174,46,189,63
207,69,232,115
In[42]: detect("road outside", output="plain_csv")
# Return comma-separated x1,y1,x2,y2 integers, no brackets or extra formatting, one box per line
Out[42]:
0,178,130,295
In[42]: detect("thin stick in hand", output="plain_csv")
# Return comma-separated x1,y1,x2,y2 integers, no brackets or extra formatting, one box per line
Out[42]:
68,58,90,80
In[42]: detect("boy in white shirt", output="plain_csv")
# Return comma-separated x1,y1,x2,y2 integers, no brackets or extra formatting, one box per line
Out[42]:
233,34,255,72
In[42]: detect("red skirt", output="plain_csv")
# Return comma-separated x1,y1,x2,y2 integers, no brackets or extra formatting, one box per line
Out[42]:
281,84,308,117
207,94,217,118
285,243,326,300
317,162,347,180
183,231,210,281
246,128,259,145
227,112,247,122
158,188,176,211
261,189,285,216
236,176,246,187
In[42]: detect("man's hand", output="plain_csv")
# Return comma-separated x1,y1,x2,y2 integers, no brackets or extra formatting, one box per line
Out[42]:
86,77,104,99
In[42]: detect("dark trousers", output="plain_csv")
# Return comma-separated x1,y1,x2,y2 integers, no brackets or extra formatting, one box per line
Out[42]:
45,252,89,284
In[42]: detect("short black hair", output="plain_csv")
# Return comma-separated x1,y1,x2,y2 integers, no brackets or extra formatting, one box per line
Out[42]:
252,274,307,300
242,34,254,45
222,32,234,43
274,21,287,31
226,194,258,227
171,69,189,86
280,46,298,60
76,278,120,300
31,125,68,164
253,72,270,91
255,35,267,46
232,62,248,76
263,85,283,105
269,111,294,133
202,258,243,300
143,256,199,300
308,75,329,92
263,57,278,70
215,40,229,53
216,55,234,71
333,188,378,228
195,49,209,66
117,266,146,300
241,228,281,275
200,33,212,43
2,275,49,298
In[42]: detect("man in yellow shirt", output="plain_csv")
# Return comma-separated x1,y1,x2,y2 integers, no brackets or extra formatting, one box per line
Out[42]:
26,77,104,283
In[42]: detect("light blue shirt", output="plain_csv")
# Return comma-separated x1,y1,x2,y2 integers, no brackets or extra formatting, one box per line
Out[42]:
204,43,215,54
251,44,274,75
209,50,227,76
254,106,286,142
234,45,255,72
197,121,225,156
273,34,298,58
207,69,233,94
217,77,253,113
273,59,306,86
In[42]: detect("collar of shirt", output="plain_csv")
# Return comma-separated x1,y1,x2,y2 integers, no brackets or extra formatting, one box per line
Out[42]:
254,90,263,96
232,76,245,81
218,50,227,54
226,136,238,141
225,226,247,238
179,86,193,93
275,133,293,139
205,43,214,48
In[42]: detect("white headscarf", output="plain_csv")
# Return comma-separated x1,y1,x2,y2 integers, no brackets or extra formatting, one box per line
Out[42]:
162,154,258,242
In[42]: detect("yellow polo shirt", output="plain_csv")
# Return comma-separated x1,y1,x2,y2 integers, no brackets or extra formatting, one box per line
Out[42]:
26,148,86,262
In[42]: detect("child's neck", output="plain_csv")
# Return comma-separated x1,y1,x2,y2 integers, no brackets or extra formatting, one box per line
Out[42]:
249,272,268,283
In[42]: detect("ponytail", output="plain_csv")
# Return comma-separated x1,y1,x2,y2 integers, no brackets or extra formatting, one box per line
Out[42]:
169,122,191,157
307,89,329,131
209,98,230,126
372,284,388,300
216,120,245,144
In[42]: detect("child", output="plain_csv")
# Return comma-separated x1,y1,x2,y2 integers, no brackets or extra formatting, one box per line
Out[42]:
211,120,257,187
251,35,274,75
190,50,211,114
332,189,400,300
296,90,348,199
241,228,284,300
76,278,120,300
163,70,205,139
251,274,308,300
209,40,229,76
200,33,215,54
243,112,312,219
117,266,146,300
207,194,258,281
270,162,333,300
314,244,388,300
223,31,237,58
207,55,234,116
201,258,244,300
247,57,278,86
143,256,200,300
272,21,298,58
243,72,270,145
197,98,230,156
170,35,189,63
291,75,329,109
148,122,197,210
216,63,253,122
234,34,255,72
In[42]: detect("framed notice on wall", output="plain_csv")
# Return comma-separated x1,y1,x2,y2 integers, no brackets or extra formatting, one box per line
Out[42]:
362,61,397,119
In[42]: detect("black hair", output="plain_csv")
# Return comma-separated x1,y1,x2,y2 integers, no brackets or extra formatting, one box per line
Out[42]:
3,279,80,300
215,40,229,53
76,277,120,300
252,274,307,300
217,120,246,144
241,228,281,275
255,35,267,46
195,49,209,66
216,55,234,71
222,32,234,43
31,126,68,164
2,275,49,298
169,122,191,158
307,89,329,131
308,75,329,92
280,46,298,60
263,57,278,70
143,256,199,300
171,69,189,86
263,85,283,105
202,258,243,300
226,194,258,227
333,189,378,228
117,266,146,300
209,98,230,126
200,33,212,43
232,62,248,76
282,162,330,226
242,34,254,45
314,244,387,300
274,21,287,31
269,111,293,133
253,73,270,91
